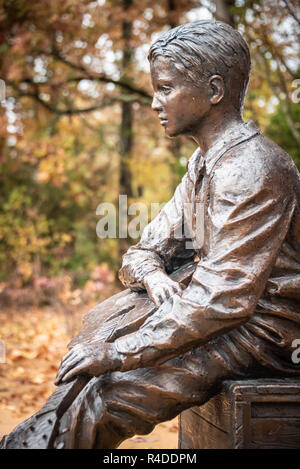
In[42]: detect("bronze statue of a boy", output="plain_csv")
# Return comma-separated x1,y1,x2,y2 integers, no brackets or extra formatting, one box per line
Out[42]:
1,19,300,449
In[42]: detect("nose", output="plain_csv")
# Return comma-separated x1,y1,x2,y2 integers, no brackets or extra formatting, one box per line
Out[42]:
152,93,162,112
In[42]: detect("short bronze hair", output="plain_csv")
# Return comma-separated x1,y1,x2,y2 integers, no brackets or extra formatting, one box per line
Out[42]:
149,20,251,113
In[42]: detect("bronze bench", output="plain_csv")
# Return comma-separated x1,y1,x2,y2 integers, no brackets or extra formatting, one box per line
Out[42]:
179,379,300,449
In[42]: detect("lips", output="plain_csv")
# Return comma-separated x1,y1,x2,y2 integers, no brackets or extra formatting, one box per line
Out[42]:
159,116,168,125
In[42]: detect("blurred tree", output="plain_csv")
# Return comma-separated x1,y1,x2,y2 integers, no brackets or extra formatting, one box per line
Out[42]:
0,0,298,293
0,0,198,286
215,0,235,26
266,102,300,167
224,0,299,152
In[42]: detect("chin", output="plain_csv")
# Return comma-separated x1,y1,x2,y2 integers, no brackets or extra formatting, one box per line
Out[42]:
164,126,181,138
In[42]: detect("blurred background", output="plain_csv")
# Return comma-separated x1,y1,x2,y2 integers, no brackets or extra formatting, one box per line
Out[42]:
0,0,299,448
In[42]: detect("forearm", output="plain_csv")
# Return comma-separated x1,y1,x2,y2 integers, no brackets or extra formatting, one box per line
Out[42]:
113,292,248,372
118,171,194,291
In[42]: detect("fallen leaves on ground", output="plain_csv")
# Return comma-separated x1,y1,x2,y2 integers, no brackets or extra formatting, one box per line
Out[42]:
0,306,78,418
0,304,178,448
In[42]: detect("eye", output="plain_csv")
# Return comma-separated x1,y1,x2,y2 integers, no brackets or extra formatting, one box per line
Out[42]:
159,85,172,95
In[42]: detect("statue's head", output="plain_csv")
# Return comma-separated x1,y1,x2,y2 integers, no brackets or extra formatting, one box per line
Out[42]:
148,20,251,138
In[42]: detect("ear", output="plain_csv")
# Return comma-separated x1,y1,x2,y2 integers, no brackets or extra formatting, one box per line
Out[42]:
209,75,224,105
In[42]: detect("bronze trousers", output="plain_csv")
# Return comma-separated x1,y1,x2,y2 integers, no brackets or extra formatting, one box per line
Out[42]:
2,316,299,449
51,330,278,449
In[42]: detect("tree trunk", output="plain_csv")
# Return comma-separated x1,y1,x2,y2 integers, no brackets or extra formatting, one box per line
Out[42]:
120,99,133,198
215,0,236,27
118,0,134,264
119,2,134,199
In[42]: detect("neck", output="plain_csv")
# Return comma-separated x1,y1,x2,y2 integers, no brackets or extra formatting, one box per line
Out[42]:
192,108,244,154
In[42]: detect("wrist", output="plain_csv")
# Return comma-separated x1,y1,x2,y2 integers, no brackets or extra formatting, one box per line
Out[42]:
108,342,124,372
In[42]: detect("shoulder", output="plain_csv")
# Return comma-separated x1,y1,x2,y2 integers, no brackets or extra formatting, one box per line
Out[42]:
211,132,300,199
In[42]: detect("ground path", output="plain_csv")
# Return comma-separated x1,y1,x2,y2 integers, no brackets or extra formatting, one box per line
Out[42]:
0,306,177,449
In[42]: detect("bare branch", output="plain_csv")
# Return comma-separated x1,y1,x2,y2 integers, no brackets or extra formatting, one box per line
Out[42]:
7,79,150,115
283,0,300,25
42,48,152,102
8,83,119,115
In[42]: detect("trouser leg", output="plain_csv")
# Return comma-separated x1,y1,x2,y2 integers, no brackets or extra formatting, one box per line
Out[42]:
52,338,256,449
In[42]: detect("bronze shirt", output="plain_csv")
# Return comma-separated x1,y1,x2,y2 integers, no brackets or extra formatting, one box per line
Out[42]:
116,120,300,372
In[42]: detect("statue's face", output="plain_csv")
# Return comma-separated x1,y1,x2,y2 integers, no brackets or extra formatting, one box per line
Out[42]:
150,55,212,138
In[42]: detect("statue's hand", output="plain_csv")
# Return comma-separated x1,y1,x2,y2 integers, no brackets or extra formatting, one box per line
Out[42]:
54,342,121,385
144,270,183,307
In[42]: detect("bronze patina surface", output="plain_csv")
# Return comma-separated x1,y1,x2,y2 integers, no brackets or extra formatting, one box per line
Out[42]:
1,20,299,449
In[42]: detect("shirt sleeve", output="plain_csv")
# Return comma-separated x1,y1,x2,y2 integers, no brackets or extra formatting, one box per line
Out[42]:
118,151,200,291
114,154,297,371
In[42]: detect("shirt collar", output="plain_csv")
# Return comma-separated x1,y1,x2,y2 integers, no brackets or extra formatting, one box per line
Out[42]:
196,120,261,176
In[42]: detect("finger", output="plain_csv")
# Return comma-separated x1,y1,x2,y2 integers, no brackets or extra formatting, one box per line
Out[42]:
156,291,165,304
55,357,84,383
61,368,81,383
62,344,85,361
58,355,84,376
62,353,84,367
172,284,182,295
163,287,173,300
56,358,82,381
63,344,82,357
61,360,90,382
55,369,66,385
152,293,162,307
162,287,173,302
59,356,74,371
56,361,81,385
60,349,77,363
55,366,70,385
59,351,80,370
167,286,180,300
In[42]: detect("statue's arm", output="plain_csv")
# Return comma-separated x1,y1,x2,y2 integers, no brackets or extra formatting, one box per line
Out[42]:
118,168,196,295
113,159,297,371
